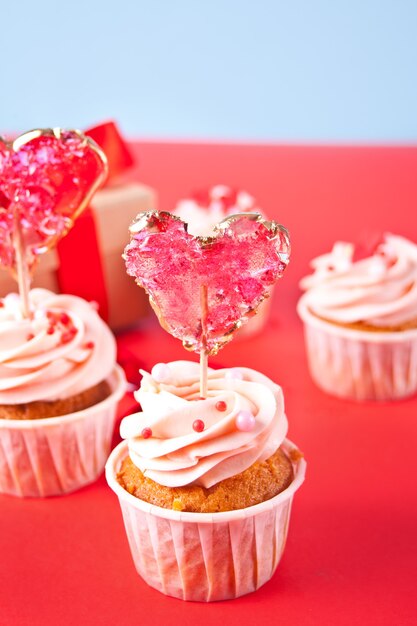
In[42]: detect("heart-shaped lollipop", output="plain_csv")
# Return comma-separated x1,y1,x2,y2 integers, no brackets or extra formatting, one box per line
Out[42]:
124,210,290,355
0,128,107,274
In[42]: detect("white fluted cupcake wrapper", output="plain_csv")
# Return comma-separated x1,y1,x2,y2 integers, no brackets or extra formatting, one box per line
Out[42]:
106,439,306,602
0,365,126,497
298,296,417,401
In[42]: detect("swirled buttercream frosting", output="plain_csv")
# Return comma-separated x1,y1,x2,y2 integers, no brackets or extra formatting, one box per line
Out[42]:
299,234,417,328
0,288,116,404
120,360,288,488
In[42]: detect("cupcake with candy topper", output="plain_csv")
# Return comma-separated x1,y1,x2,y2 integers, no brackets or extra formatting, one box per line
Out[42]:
0,128,126,497
298,234,417,400
105,209,306,602
173,184,275,336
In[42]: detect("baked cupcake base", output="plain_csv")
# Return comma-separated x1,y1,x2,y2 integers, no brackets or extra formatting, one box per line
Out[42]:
118,447,294,512
298,295,417,401
311,311,417,333
0,366,126,497
106,438,306,602
0,380,111,420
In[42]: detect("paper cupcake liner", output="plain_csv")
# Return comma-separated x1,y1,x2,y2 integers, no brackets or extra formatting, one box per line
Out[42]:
106,439,306,602
0,365,126,497
298,296,417,401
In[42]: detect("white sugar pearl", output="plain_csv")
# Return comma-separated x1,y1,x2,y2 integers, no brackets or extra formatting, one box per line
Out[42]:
225,368,244,381
151,362,172,383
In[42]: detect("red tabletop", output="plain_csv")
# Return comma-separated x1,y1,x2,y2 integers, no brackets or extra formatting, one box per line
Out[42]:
1,142,417,625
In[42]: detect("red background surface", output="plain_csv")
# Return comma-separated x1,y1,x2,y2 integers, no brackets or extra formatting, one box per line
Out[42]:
1,142,417,625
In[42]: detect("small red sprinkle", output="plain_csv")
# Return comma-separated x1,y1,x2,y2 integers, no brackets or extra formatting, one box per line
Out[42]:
59,312,70,325
61,328,77,344
46,310,56,320
26,333,35,341
141,427,152,439
47,326,55,335
215,400,227,412
193,419,205,433
84,341,95,349
0,301,4,308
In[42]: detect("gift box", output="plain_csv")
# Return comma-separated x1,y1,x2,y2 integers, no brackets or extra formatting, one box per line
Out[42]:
0,122,156,330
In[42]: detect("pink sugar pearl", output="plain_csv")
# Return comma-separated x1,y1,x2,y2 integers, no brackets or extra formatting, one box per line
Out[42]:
151,362,172,383
235,410,256,432
225,368,244,381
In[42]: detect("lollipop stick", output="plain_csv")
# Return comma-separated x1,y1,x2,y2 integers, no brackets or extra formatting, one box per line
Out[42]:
200,349,208,398
200,284,209,398
13,210,31,318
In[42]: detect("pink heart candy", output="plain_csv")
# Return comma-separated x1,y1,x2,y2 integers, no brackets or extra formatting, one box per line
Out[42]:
124,211,290,354
0,128,107,273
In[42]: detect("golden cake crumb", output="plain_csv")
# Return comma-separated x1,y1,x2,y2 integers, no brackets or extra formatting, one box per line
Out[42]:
172,499,184,511
289,448,304,463
117,447,294,513
0,380,111,420
312,309,417,332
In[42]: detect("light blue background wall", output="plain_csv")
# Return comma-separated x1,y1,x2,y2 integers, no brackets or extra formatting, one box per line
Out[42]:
1,0,416,142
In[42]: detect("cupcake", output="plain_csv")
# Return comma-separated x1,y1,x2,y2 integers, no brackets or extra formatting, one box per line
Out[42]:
106,361,305,601
298,234,417,400
106,208,305,601
173,185,260,237
173,185,272,336
0,127,127,495
0,288,125,497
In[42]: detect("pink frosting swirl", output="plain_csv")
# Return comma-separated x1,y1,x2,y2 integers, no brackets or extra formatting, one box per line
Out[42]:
0,288,116,404
120,360,288,488
299,234,417,327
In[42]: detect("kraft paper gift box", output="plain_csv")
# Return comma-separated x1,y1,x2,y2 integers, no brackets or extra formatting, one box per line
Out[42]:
89,182,156,330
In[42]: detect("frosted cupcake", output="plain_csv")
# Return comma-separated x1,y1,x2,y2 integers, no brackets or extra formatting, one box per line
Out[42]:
106,361,305,601
0,127,126,497
173,185,260,237
173,185,272,336
298,234,417,400
106,208,305,601
0,289,125,497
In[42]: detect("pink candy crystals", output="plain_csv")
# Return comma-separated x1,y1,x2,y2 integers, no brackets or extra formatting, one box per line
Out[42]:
0,128,107,273
124,211,290,354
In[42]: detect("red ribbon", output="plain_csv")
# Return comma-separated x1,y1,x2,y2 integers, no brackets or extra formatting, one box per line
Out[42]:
56,121,135,323
86,121,135,183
